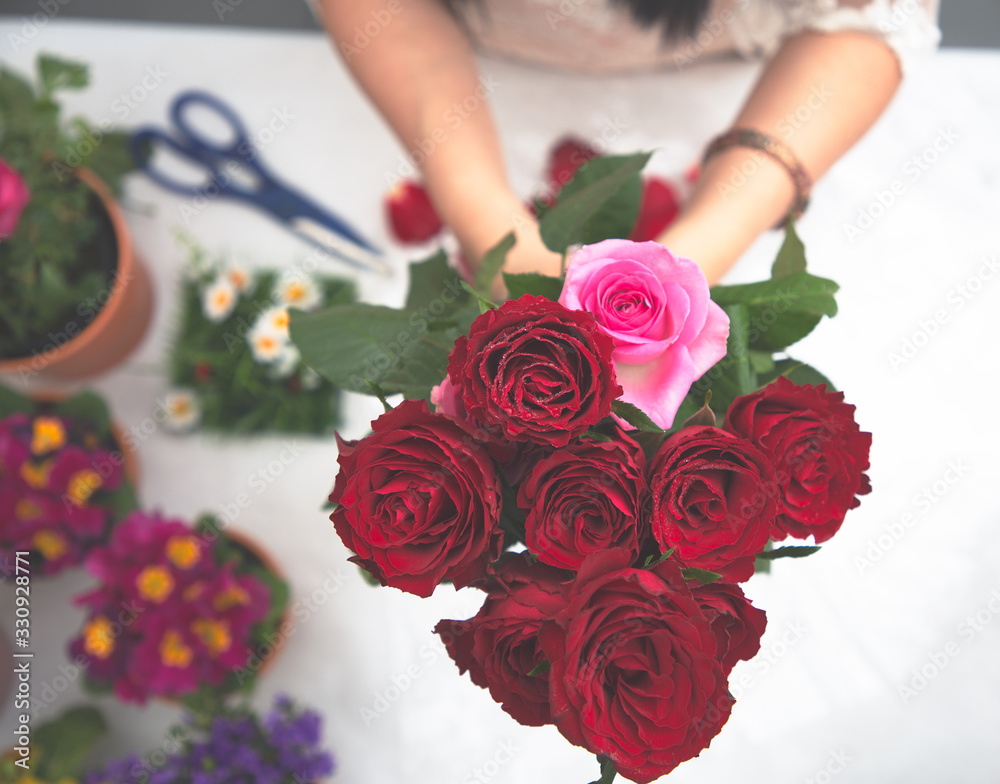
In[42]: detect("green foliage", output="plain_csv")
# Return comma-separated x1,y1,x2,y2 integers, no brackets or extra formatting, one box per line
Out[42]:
539,152,651,255
502,271,565,302
0,55,136,358
31,705,108,782
668,219,838,429
168,258,355,436
474,231,515,298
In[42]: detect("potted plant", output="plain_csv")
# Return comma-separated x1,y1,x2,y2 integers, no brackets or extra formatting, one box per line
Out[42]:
0,55,152,384
0,705,108,783
70,511,290,714
81,696,336,784
0,385,138,578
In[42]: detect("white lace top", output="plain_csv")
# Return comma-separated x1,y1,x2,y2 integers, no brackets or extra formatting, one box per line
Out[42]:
452,0,941,74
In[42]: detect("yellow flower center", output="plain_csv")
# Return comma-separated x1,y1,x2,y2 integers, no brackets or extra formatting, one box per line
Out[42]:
83,615,116,659
255,335,277,353
213,584,251,611
159,629,193,668
166,535,202,569
285,282,306,303
20,460,53,490
31,416,66,455
228,269,248,289
170,397,192,417
272,309,290,331
136,565,175,602
191,619,232,656
214,290,232,308
15,498,43,520
66,469,103,507
32,530,68,561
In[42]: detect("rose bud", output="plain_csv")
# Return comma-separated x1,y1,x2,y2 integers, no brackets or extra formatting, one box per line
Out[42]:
329,400,503,598
545,135,599,192
384,179,442,243
725,376,872,543
649,426,777,582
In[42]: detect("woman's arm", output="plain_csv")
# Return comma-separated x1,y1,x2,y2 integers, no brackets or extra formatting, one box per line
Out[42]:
659,30,902,284
318,0,562,282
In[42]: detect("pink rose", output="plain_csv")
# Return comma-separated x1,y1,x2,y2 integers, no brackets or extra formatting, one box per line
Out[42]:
559,239,729,429
0,156,31,239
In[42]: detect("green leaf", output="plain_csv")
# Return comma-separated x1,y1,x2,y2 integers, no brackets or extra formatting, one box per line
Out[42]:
502,272,565,302
588,757,618,784
611,400,664,433
405,251,468,314
38,55,89,97
679,303,753,424
460,280,498,314
555,155,645,245
0,384,32,418
528,660,551,677
680,567,723,584
540,152,651,255
757,545,821,560
643,547,675,568
710,272,839,352
290,304,454,398
474,231,516,298
358,565,382,586
748,350,775,375
771,218,807,278
75,130,136,195
34,706,108,781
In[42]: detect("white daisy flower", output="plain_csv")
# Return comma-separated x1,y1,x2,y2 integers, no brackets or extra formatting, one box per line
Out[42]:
301,366,323,390
162,390,202,432
202,277,238,323
225,264,253,293
271,343,301,379
275,275,322,311
247,315,288,364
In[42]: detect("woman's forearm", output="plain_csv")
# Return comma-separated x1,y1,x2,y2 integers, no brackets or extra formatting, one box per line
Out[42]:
660,30,903,284
319,0,519,256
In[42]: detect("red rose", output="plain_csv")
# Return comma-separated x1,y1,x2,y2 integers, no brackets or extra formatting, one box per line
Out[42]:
384,180,442,243
546,136,599,191
725,377,872,543
690,582,767,674
329,400,502,598
649,426,777,582
629,176,681,242
435,554,568,726
518,432,648,570
448,296,621,447
539,551,733,783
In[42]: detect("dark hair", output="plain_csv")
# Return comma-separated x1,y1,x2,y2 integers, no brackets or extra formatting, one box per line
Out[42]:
444,0,712,40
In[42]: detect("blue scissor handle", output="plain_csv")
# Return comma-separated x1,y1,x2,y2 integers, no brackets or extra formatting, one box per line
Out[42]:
169,90,253,162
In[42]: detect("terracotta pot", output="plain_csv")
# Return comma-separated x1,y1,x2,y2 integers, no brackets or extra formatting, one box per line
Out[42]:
221,527,290,680
0,168,153,384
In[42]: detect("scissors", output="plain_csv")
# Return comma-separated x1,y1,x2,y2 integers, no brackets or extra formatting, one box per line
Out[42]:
130,90,385,274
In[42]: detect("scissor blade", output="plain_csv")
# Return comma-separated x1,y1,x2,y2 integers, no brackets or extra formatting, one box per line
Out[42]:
290,217,389,275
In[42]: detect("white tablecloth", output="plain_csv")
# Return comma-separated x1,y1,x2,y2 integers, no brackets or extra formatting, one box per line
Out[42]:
1,18,998,784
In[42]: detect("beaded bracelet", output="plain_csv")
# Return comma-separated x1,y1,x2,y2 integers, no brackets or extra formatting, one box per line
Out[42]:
703,128,812,225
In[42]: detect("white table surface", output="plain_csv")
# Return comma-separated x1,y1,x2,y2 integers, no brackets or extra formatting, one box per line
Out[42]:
1,18,998,784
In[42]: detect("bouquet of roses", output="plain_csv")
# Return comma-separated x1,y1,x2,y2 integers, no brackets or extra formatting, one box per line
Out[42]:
0,387,137,577
162,237,355,435
70,511,288,711
290,153,871,783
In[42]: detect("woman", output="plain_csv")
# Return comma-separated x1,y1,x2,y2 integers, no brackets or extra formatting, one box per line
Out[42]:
316,0,940,284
